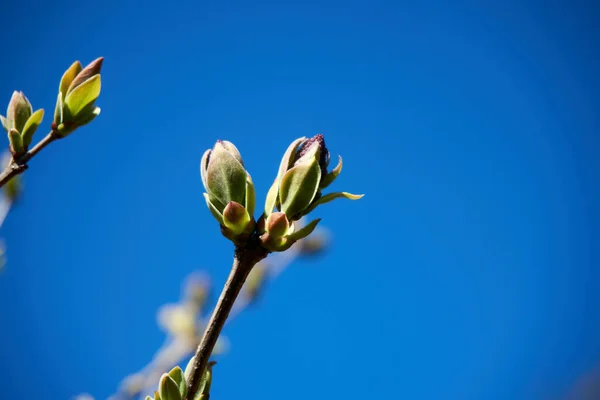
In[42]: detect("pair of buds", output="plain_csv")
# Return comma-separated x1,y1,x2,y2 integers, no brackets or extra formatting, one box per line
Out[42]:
0,57,103,157
201,134,362,251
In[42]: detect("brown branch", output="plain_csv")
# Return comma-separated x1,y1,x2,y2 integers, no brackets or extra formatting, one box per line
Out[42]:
185,244,267,400
0,130,58,188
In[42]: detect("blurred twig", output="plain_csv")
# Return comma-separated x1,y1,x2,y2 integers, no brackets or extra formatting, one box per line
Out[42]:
102,226,330,400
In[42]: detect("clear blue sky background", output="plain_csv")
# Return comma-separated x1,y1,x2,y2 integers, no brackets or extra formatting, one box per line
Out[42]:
0,1,599,399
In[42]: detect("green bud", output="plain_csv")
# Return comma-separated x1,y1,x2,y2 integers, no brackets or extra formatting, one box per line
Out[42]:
201,141,256,243
259,212,291,251
6,91,32,133
202,141,247,207
159,373,182,400
64,75,101,121
67,57,103,95
266,212,290,238
260,217,321,252
279,144,322,219
1,92,44,155
54,58,103,136
222,201,252,235
266,134,363,222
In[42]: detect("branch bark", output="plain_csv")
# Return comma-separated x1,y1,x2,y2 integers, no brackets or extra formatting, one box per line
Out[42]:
185,245,267,400
0,130,58,188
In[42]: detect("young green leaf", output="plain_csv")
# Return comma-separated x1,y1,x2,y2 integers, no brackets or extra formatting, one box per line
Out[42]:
21,109,44,147
279,160,321,219
168,366,187,398
64,75,101,117
59,61,83,99
159,374,182,400
8,128,23,156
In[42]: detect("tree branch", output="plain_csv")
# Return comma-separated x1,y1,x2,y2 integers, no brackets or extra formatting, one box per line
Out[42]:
185,245,267,400
0,130,58,188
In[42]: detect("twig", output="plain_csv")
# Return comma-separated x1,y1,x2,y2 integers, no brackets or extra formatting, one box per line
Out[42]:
184,245,267,400
0,130,58,188
108,225,326,400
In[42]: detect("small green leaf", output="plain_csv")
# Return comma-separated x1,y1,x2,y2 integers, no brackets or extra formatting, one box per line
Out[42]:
59,61,83,100
21,109,44,148
287,218,321,242
204,193,224,224
200,149,211,189
54,92,64,124
245,174,256,217
197,361,216,400
168,366,187,398
159,374,182,400
64,74,101,118
0,115,9,133
145,396,154,400
276,137,305,183
279,158,321,220
184,358,216,400
320,155,342,189
305,191,364,214
184,356,196,382
73,106,101,128
8,128,23,156
264,179,279,217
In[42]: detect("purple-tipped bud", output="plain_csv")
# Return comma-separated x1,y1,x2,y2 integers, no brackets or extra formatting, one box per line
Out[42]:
264,133,363,227
295,134,330,176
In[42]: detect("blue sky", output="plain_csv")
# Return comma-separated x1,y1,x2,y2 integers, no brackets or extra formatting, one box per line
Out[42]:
0,0,599,399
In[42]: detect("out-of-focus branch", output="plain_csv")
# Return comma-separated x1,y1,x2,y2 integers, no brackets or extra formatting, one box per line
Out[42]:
101,226,329,400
